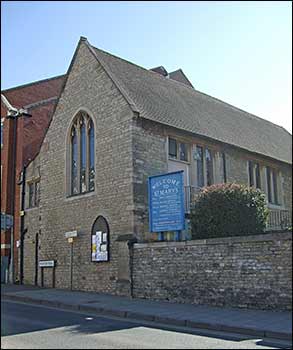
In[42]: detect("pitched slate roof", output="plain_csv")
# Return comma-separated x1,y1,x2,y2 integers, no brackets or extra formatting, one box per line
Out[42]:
88,41,291,165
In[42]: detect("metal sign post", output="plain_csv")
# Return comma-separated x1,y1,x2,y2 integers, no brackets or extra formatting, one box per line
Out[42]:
68,237,74,291
65,231,78,291
39,260,55,288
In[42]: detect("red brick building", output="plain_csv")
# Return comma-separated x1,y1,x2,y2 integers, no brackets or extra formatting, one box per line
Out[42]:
1,75,65,282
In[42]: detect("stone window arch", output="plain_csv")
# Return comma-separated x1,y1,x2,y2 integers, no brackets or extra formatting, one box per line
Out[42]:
68,111,95,195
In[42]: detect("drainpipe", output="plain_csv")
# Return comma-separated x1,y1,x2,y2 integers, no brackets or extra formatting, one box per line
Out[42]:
128,237,137,298
9,115,18,283
19,166,26,284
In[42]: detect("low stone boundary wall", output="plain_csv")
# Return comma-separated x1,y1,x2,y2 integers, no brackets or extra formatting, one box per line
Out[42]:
132,232,292,310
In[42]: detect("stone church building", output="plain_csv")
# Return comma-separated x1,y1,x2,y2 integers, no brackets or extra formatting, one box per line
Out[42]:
1,37,292,295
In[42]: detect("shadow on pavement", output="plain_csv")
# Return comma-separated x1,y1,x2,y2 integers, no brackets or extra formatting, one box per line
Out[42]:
1,299,274,347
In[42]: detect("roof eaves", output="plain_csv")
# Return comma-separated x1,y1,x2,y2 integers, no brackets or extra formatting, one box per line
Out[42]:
143,116,292,165
1,74,66,93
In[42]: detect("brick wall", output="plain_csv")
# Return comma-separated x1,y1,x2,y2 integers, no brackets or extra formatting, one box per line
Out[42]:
132,232,292,310
1,110,24,280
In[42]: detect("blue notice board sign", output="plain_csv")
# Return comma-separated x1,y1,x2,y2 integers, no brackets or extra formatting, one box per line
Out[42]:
148,171,185,232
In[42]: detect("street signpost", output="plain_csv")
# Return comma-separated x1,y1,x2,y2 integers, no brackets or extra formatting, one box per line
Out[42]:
39,260,56,288
39,260,55,268
65,230,78,239
1,213,13,230
64,230,78,290
148,171,185,241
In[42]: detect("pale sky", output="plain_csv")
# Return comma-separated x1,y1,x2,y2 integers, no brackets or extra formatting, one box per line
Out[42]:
1,1,292,133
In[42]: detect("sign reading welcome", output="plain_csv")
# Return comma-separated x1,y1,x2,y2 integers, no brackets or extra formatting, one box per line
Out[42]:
148,171,185,232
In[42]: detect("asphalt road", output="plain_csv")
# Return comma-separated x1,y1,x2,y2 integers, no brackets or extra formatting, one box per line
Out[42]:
1,300,283,349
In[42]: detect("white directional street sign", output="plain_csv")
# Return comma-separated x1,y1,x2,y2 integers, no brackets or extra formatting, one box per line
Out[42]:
65,230,78,239
39,260,55,268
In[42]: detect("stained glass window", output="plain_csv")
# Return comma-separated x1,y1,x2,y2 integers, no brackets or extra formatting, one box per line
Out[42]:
89,120,95,192
69,113,95,195
80,119,86,193
71,127,78,195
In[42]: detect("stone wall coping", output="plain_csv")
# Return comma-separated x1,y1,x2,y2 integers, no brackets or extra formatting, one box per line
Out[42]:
134,231,292,249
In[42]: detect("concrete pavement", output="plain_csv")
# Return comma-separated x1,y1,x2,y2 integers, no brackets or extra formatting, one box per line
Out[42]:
1,284,292,343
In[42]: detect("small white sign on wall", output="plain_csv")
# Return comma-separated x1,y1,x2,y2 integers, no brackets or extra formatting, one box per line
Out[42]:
39,260,55,268
65,230,78,239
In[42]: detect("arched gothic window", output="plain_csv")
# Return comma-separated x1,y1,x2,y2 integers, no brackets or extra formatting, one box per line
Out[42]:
69,112,95,195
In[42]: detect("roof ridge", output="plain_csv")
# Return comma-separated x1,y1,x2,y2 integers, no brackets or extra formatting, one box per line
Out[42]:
90,44,205,105
192,87,291,132
2,74,66,93
24,96,59,110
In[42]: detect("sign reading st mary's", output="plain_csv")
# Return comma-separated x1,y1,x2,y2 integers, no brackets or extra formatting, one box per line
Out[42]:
148,171,185,232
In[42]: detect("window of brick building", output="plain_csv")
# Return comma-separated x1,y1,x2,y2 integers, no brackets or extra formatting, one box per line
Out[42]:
28,180,40,208
28,183,34,208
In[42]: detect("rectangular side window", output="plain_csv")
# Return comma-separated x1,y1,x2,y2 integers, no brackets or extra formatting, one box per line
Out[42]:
205,148,213,186
28,183,34,208
255,163,261,189
35,181,40,207
179,142,188,162
168,138,177,159
272,170,278,205
222,152,227,183
266,167,272,203
248,161,254,187
196,146,204,188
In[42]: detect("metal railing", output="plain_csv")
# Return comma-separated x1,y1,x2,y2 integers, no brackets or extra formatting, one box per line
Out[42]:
266,209,292,231
184,186,202,213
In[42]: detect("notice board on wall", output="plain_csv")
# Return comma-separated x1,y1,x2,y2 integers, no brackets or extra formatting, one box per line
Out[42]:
91,231,109,262
148,171,185,233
